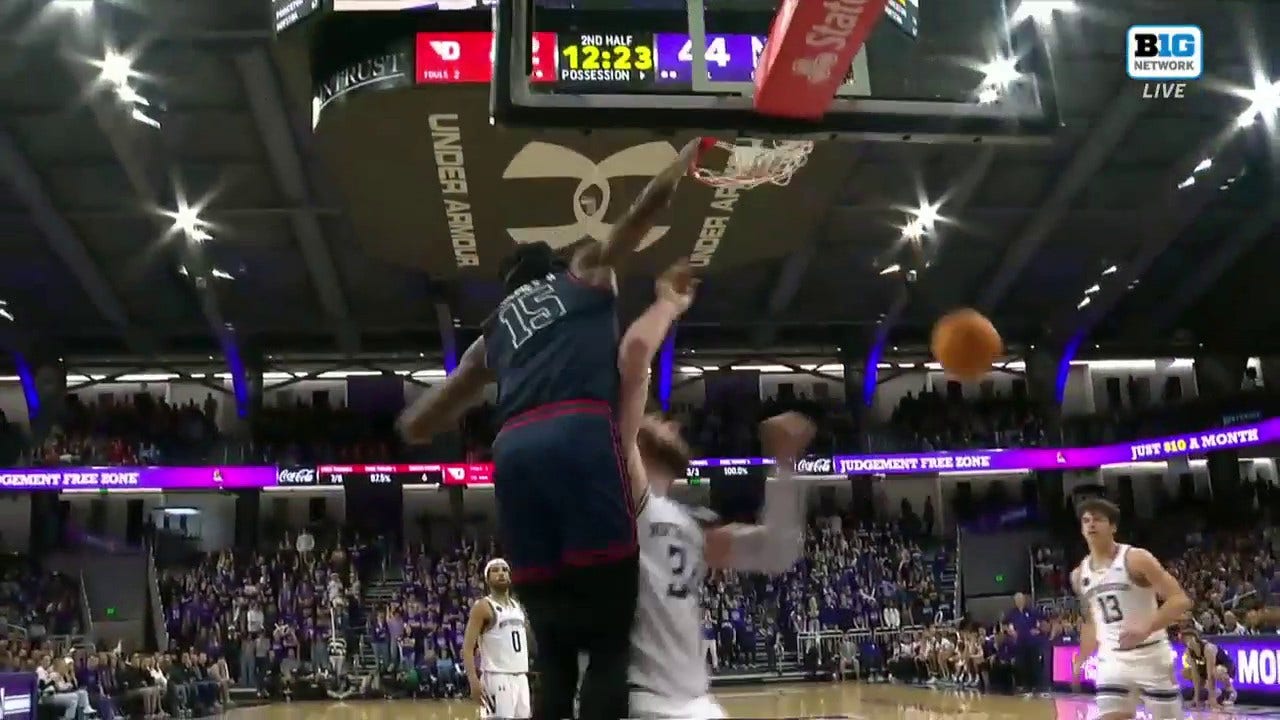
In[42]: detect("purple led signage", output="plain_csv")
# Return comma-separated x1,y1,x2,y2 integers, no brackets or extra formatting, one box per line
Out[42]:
1054,638,1280,694
0,466,278,491
830,419,1273,475
0,419,1272,491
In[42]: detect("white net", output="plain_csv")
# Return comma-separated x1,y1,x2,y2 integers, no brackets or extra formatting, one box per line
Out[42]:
691,138,816,190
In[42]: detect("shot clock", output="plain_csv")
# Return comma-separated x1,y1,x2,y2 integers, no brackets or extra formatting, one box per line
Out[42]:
557,32,655,86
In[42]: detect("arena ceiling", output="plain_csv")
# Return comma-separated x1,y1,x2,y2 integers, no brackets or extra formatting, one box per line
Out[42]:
0,0,1277,363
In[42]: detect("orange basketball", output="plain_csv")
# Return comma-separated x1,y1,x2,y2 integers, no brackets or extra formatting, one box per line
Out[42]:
930,309,1003,380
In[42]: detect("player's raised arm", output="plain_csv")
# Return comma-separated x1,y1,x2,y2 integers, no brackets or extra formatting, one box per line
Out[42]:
462,597,495,706
703,412,815,574
397,337,494,444
1122,548,1192,645
571,138,705,283
616,260,699,502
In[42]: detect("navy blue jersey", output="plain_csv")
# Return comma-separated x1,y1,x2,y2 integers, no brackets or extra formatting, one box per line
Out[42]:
483,270,620,425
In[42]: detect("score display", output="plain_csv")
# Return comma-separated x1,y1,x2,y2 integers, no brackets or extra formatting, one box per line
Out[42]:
415,30,783,89
885,0,920,38
558,33,655,85
316,464,445,486
272,0,322,33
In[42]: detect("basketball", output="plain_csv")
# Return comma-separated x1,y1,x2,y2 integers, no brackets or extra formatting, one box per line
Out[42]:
930,309,1003,380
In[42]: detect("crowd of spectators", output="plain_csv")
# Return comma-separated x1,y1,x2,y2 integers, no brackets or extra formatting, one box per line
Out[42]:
0,555,82,638
156,532,370,701
1,363,1273,467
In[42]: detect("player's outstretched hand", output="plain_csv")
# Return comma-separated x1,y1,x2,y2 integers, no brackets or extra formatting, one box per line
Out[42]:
656,258,699,314
760,411,816,464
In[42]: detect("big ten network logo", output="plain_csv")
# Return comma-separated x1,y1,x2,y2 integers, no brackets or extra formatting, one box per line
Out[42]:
1127,25,1202,100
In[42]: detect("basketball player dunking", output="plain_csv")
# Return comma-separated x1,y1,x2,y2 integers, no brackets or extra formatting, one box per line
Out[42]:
1071,498,1191,720
462,559,531,719
612,265,812,718
397,137,705,720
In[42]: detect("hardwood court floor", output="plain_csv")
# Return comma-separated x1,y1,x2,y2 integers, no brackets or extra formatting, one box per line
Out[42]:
224,683,1280,720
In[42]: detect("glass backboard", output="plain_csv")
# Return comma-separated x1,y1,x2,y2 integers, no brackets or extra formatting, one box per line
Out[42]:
491,0,1059,143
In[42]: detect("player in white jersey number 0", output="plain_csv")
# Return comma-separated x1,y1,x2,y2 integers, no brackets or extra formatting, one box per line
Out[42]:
463,558,532,719
1070,498,1191,720
611,260,814,719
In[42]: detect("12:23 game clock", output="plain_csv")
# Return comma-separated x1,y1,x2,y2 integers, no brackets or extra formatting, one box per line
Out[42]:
558,32,655,86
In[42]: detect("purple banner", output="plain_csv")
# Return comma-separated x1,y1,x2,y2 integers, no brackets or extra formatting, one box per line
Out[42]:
1053,637,1280,694
831,419,1274,475
0,672,35,720
0,466,278,491
653,33,764,84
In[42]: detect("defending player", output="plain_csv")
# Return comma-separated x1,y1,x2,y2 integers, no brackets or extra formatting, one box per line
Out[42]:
613,262,811,718
462,559,531,719
1070,498,1191,720
397,137,705,720
1181,627,1237,709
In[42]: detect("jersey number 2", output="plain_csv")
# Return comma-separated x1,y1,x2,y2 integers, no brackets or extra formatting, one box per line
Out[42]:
498,285,567,349
1096,594,1124,624
666,545,690,599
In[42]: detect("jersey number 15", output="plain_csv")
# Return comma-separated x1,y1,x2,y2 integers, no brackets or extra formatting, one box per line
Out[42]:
499,285,567,349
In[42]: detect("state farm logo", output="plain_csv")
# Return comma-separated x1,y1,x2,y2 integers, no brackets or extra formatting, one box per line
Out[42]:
277,467,316,485
793,0,870,85
795,457,833,474
429,40,460,61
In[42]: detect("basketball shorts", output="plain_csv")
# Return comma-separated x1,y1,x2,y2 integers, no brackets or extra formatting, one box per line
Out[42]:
492,400,637,583
481,672,531,720
1092,643,1181,720
629,691,725,719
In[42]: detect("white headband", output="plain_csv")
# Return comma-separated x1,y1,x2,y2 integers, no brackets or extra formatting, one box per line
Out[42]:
484,558,509,577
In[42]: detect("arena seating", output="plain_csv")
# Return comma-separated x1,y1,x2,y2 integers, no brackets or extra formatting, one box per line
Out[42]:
4,378,1271,467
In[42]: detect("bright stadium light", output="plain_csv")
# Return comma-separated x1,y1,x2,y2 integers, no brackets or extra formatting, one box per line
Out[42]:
97,50,134,88
1077,297,1091,310
1236,80,1280,129
879,264,901,276
1011,0,1078,25
980,57,1021,88
1085,284,1100,295
49,0,93,14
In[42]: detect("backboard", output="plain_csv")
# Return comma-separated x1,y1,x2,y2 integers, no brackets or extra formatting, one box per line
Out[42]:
491,0,1061,143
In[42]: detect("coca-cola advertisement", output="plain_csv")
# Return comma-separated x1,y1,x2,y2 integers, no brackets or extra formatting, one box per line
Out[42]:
277,467,318,486
793,456,834,475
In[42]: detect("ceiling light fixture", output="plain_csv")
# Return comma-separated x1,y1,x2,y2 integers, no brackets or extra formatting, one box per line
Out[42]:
879,264,901,276
1102,265,1118,275
1236,79,1280,129
1077,297,1091,310
1192,158,1212,173
0,300,12,323
1176,176,1195,190
1010,0,1078,25
980,56,1021,88
1084,284,1100,294
49,0,93,14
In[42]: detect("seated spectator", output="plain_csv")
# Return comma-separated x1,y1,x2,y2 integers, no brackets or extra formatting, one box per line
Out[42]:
39,657,89,720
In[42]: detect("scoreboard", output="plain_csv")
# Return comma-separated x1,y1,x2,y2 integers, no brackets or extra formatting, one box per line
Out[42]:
415,30,805,89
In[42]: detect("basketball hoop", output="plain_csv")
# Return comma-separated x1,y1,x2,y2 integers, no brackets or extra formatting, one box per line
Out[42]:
690,137,815,190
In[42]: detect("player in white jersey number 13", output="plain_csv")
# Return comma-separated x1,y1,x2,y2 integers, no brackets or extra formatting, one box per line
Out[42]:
1070,497,1191,720
611,260,814,719
462,559,531,719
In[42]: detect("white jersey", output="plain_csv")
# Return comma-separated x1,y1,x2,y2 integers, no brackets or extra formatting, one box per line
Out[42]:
479,596,529,674
1077,544,1167,656
629,492,709,703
